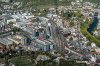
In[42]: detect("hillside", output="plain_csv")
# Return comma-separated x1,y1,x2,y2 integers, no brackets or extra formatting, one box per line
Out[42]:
17,0,75,9
14,0,100,9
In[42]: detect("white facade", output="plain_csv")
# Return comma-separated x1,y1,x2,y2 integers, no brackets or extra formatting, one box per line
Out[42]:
7,19,16,24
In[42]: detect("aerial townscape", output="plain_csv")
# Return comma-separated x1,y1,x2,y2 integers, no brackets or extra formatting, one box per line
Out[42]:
0,0,100,66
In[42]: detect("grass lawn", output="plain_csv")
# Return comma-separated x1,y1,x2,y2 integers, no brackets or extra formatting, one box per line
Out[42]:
10,56,34,66
0,58,5,63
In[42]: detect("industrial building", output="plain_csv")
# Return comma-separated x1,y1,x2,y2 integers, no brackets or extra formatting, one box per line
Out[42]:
32,39,54,51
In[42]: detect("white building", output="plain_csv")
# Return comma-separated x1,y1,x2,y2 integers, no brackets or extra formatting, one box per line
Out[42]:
1,0,10,2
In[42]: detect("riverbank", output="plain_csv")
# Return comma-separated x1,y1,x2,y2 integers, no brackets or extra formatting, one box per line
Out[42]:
80,19,100,47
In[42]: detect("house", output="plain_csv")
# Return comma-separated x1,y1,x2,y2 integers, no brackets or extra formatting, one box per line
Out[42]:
90,56,96,62
36,55,50,61
95,48,100,54
0,37,13,51
91,43,96,48
0,43,6,52
96,59,100,63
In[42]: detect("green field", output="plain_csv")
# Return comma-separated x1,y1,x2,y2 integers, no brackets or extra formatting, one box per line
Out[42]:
10,56,34,66
17,0,75,9
80,19,100,47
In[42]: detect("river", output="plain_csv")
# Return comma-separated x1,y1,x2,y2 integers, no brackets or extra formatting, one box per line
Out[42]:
87,12,99,33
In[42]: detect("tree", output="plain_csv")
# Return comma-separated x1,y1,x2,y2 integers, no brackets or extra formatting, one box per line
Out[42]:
8,21,14,28
13,5,18,9
4,56,9,66
12,27,21,34
69,21,75,27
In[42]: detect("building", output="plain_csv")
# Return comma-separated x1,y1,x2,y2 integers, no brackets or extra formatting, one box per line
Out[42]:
1,0,10,2
8,35,27,45
0,38,13,46
3,15,16,24
33,39,54,51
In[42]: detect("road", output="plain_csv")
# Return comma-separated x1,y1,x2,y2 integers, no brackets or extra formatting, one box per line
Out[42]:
65,46,83,57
